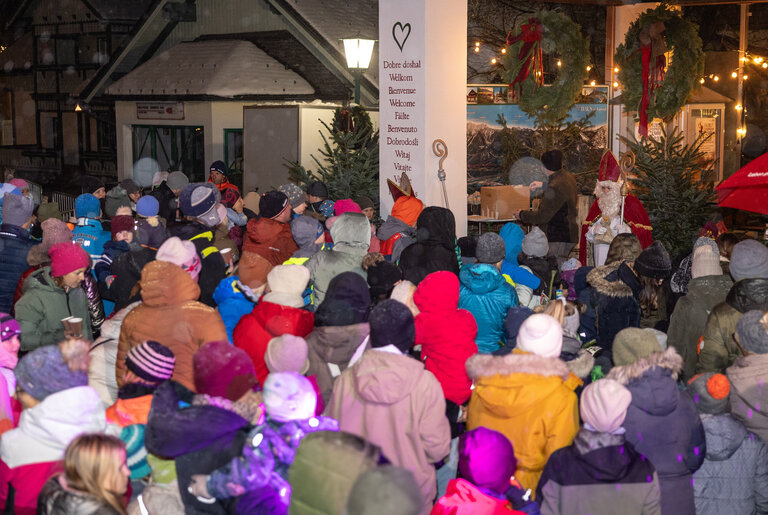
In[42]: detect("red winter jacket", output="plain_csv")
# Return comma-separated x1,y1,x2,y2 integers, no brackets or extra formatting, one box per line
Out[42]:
233,300,314,385
0,459,62,514
414,271,478,405
431,479,525,515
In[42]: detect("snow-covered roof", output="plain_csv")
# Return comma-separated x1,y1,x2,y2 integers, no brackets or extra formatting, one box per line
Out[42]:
280,0,378,85
105,39,314,97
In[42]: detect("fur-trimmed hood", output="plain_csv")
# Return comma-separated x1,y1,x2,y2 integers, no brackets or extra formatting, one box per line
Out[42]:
607,347,683,417
466,351,576,416
587,262,633,299
606,346,683,385
564,349,595,380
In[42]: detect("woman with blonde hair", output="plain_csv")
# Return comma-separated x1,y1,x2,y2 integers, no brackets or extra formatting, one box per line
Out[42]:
38,433,130,515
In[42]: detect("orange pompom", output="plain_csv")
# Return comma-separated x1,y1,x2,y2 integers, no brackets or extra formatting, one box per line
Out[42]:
706,373,730,400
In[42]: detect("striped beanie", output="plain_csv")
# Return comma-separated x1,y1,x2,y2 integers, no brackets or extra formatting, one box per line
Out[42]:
121,424,150,479
125,340,175,383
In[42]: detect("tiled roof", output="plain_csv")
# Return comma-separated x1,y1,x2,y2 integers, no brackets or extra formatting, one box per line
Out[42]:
105,39,314,97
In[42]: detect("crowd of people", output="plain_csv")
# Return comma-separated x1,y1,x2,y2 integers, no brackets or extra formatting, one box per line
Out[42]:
0,156,765,515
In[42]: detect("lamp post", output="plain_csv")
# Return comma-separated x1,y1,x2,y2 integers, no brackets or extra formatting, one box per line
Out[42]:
341,38,375,104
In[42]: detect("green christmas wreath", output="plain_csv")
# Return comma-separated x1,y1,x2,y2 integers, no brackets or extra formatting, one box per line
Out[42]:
615,4,704,122
502,10,590,125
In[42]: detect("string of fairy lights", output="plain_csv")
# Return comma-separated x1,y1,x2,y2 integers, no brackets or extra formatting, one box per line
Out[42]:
477,40,766,138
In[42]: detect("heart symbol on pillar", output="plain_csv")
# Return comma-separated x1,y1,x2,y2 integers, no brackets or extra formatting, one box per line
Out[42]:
392,22,411,52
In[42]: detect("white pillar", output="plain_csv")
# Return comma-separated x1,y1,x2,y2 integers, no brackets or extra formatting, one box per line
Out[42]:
379,0,468,236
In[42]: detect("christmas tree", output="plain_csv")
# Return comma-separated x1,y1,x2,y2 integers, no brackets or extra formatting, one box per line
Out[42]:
620,127,716,259
287,106,379,205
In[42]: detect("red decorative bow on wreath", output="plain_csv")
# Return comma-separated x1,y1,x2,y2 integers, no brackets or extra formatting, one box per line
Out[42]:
506,18,544,96
638,21,667,137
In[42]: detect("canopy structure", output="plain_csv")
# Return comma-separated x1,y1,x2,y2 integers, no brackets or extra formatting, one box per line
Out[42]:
717,151,768,214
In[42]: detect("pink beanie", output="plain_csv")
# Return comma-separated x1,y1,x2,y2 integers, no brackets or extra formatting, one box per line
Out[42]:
9,178,28,190
156,236,201,281
334,199,362,216
265,335,310,374
580,379,632,433
48,242,90,277
516,313,563,358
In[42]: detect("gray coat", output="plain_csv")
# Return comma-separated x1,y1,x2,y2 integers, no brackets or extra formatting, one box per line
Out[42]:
667,274,733,382
728,353,768,444
693,414,768,515
306,213,371,304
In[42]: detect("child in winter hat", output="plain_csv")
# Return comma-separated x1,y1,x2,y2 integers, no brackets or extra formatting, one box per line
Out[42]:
156,236,201,281
519,227,560,299
278,183,308,215
537,379,662,513
688,371,768,515
264,335,326,415
1,192,34,228
193,340,258,401
94,214,134,284
49,241,91,278
516,313,563,358
0,314,20,433
433,426,537,514
135,195,167,249
735,309,768,354
262,265,311,309
121,423,151,480
15,338,89,403
188,372,338,507
729,239,768,281
691,245,722,279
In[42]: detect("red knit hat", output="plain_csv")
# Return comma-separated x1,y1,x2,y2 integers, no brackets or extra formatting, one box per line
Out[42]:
193,341,258,401
110,215,135,239
48,242,90,277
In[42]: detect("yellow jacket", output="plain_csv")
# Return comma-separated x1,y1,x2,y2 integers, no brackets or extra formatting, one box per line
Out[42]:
466,349,580,495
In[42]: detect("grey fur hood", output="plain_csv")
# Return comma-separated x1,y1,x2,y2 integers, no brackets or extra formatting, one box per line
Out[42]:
606,346,683,386
330,212,371,255
587,262,633,299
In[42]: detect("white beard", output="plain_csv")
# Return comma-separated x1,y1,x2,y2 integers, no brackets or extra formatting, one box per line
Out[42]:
596,181,622,220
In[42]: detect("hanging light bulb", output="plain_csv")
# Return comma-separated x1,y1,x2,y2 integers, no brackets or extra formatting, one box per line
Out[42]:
589,80,596,86
556,60,562,67
762,62,768,69
475,41,480,47
699,78,705,84
713,75,720,82
743,74,748,80
613,81,619,88
732,71,738,78
501,48,506,54
755,57,764,64
614,66,620,73
474,47,479,53
586,65,592,71
491,58,497,64
735,103,743,111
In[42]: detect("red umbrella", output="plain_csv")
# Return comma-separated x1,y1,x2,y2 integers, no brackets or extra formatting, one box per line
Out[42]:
717,151,768,215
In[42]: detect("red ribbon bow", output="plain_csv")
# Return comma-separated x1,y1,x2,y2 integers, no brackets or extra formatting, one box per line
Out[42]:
506,18,544,97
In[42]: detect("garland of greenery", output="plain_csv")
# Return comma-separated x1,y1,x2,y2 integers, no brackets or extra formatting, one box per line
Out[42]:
502,10,590,126
615,4,704,122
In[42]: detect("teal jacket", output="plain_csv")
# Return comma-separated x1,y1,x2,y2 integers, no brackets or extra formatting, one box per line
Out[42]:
15,266,92,351
458,263,518,354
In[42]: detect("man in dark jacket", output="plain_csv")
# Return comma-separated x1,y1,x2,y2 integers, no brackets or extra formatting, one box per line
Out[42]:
151,171,188,224
516,149,579,262
168,183,228,307
398,207,459,285
0,193,36,313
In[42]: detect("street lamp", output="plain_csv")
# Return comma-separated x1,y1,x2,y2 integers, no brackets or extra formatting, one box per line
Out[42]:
342,38,375,104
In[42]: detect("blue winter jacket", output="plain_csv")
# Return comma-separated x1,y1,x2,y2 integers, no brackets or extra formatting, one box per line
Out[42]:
213,276,257,344
459,263,518,354
94,240,131,282
499,223,540,290
72,217,110,260
0,224,36,313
